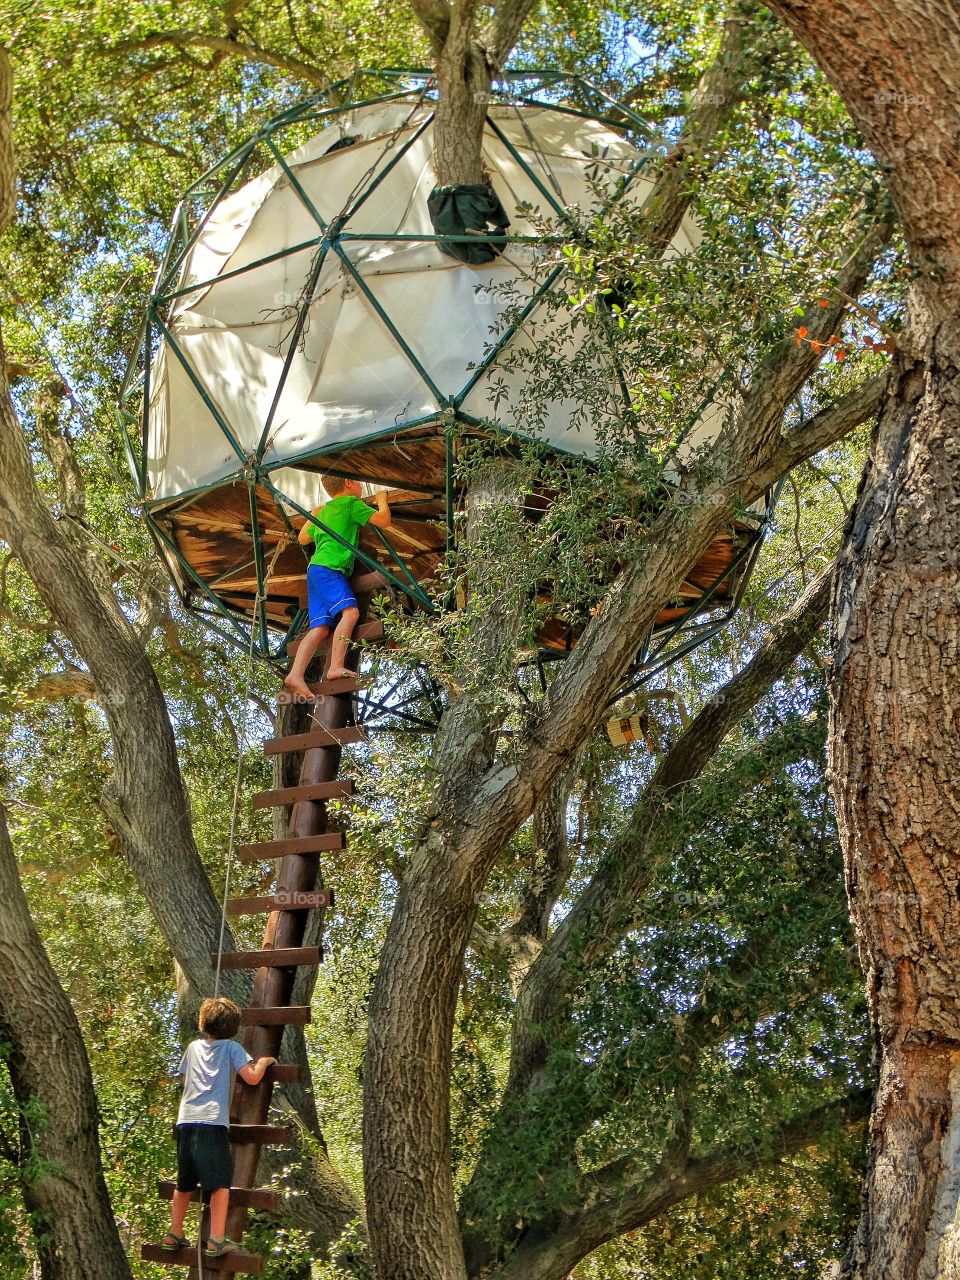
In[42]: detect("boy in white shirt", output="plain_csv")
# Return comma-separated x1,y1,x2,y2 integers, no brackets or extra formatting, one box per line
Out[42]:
162,997,276,1257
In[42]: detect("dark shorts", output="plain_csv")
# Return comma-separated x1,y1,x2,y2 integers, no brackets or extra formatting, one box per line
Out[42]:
176,1124,233,1194
307,564,358,629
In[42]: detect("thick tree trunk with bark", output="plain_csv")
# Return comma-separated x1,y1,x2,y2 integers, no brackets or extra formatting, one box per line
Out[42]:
830,315,960,1280
433,37,490,187
758,4,960,1276
0,807,133,1280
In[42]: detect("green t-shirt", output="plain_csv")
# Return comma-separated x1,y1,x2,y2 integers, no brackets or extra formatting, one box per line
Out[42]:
306,494,375,575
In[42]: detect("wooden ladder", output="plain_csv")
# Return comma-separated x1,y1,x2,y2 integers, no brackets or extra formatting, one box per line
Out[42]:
143,574,386,1274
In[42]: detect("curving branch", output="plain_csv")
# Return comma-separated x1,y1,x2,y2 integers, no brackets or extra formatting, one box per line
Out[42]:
638,3,761,252
482,0,541,68
504,567,835,1095
19,669,98,704
491,1086,872,1280
483,210,893,837
0,805,135,1275
363,209,890,1280
105,30,329,90
0,51,12,235
409,0,452,56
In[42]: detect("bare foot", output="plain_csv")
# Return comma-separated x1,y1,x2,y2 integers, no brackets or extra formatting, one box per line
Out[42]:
324,668,352,681
283,673,316,702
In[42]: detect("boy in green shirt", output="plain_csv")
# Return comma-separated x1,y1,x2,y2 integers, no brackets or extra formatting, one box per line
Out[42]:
284,476,391,701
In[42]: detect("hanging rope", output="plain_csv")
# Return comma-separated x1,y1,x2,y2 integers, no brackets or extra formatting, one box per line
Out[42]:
213,529,290,997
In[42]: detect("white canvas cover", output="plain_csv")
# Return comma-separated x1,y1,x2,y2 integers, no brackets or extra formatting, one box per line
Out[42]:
147,99,711,502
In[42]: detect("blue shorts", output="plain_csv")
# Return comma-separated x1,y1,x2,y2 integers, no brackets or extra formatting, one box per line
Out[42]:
307,565,358,629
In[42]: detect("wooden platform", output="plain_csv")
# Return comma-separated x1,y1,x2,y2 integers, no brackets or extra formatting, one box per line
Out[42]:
145,453,761,655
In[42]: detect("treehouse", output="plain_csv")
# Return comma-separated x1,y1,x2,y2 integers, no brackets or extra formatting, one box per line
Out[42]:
128,71,776,1272
119,69,770,683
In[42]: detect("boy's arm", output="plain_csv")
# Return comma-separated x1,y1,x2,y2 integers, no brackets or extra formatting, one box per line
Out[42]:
238,1055,277,1085
367,491,392,529
296,509,323,545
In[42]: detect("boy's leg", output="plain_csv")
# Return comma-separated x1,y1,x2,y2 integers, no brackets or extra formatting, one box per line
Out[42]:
325,606,360,679
208,1187,230,1240
165,1126,197,1245
171,1189,192,1236
198,1127,236,1250
283,624,329,700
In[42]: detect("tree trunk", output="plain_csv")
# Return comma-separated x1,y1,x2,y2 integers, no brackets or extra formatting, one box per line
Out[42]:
830,311,960,1280
755,4,960,1276
432,38,490,187
0,806,133,1280
362,462,529,1280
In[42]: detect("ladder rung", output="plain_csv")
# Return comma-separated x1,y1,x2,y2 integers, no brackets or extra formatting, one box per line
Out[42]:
311,675,361,696
235,832,345,861
141,1244,262,1273
351,568,389,594
230,1124,292,1146
286,619,384,657
277,677,360,707
251,780,355,809
227,889,334,915
263,725,366,755
266,1063,300,1084
157,1180,279,1212
214,946,323,970
240,1006,311,1027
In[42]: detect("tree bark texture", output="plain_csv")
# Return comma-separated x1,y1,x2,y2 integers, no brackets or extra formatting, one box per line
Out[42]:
0,807,133,1280
830,321,960,1280
0,355,241,1002
763,0,960,326
758,4,960,1276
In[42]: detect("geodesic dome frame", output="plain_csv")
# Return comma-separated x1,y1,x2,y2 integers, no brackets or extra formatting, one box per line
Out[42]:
118,68,773,703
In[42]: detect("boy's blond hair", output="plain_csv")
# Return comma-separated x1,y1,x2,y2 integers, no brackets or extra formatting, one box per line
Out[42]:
322,474,348,497
198,997,242,1040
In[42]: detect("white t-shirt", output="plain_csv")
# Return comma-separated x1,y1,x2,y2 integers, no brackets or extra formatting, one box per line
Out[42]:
177,1038,252,1126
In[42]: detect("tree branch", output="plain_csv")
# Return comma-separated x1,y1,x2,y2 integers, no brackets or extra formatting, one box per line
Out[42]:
408,0,452,56
639,3,760,252
105,30,329,90
33,375,86,522
0,805,135,1275
505,566,834,1094
0,72,239,998
474,212,892,842
482,0,540,68
365,210,889,1278
492,1087,872,1280
0,50,13,235
19,669,98,704
771,369,888,478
